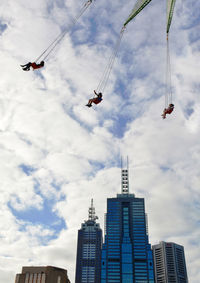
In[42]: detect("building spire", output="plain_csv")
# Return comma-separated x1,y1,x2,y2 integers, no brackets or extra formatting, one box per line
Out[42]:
121,156,129,194
88,199,98,221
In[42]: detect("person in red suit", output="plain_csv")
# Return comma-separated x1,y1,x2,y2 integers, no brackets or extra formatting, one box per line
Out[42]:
161,103,174,119
86,90,103,108
21,61,44,71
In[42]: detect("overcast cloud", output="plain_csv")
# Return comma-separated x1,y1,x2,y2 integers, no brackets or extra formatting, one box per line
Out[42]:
0,0,200,282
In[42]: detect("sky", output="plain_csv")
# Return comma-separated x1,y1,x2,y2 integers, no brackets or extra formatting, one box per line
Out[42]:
0,0,200,282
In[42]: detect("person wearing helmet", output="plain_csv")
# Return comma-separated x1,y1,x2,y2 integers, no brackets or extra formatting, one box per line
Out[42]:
21,61,45,71
161,103,174,119
86,90,103,107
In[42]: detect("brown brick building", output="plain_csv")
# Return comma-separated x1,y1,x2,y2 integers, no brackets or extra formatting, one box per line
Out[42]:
15,266,71,283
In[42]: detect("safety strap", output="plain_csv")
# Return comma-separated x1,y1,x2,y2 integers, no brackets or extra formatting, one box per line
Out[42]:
35,0,93,62
165,34,172,107
96,26,126,94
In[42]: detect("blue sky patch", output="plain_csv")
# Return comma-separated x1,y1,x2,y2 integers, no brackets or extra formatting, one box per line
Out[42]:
160,166,170,172
8,197,66,242
186,107,194,117
19,164,36,176
0,22,7,35
109,113,130,138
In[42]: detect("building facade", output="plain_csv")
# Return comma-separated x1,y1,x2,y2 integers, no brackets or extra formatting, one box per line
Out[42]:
75,199,102,283
101,167,154,282
15,266,71,283
152,241,188,283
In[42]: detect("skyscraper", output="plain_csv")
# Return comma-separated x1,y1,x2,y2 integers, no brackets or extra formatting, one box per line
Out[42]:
75,199,102,283
15,266,71,283
152,241,188,283
101,164,154,282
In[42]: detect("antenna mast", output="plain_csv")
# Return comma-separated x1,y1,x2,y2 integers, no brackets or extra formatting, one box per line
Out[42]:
88,199,98,221
121,156,129,194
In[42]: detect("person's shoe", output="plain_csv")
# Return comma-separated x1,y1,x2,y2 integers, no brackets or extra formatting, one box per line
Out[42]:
86,104,92,107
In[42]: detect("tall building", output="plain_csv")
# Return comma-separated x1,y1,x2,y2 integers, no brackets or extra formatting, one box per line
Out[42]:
75,199,102,283
101,164,154,282
15,266,71,283
152,241,188,283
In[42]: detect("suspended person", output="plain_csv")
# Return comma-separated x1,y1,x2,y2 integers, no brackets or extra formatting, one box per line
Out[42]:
86,90,103,108
21,61,45,71
161,103,174,119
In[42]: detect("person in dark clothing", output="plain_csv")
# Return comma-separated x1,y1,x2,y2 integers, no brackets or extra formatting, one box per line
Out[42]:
21,61,44,71
86,90,103,107
161,103,174,119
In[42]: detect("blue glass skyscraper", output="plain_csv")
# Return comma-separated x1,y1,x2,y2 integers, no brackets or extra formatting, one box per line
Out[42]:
75,199,102,283
101,166,154,282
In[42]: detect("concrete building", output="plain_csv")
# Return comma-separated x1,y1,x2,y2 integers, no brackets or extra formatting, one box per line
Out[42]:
152,241,188,283
75,199,102,283
15,266,71,283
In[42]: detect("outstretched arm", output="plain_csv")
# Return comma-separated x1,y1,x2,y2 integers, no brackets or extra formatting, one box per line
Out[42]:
94,90,97,96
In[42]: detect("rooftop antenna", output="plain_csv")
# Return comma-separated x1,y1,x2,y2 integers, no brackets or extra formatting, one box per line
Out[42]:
121,156,129,194
88,199,98,221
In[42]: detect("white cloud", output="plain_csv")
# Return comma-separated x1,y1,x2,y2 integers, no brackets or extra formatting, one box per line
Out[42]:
0,0,200,282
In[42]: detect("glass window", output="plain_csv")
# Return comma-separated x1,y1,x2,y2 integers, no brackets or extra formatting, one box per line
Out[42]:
135,262,146,266
134,255,146,259
122,253,132,263
122,243,132,252
149,270,154,278
122,274,133,282
108,262,120,266
122,263,133,273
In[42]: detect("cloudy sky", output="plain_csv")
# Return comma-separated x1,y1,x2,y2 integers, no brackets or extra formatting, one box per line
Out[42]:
0,0,200,282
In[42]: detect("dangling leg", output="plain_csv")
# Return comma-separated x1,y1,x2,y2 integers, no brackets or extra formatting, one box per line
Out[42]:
161,109,167,119
86,99,93,107
22,66,30,71
21,62,31,71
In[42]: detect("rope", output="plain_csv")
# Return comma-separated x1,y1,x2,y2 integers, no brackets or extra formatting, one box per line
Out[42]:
96,26,126,94
35,0,93,63
165,34,173,107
